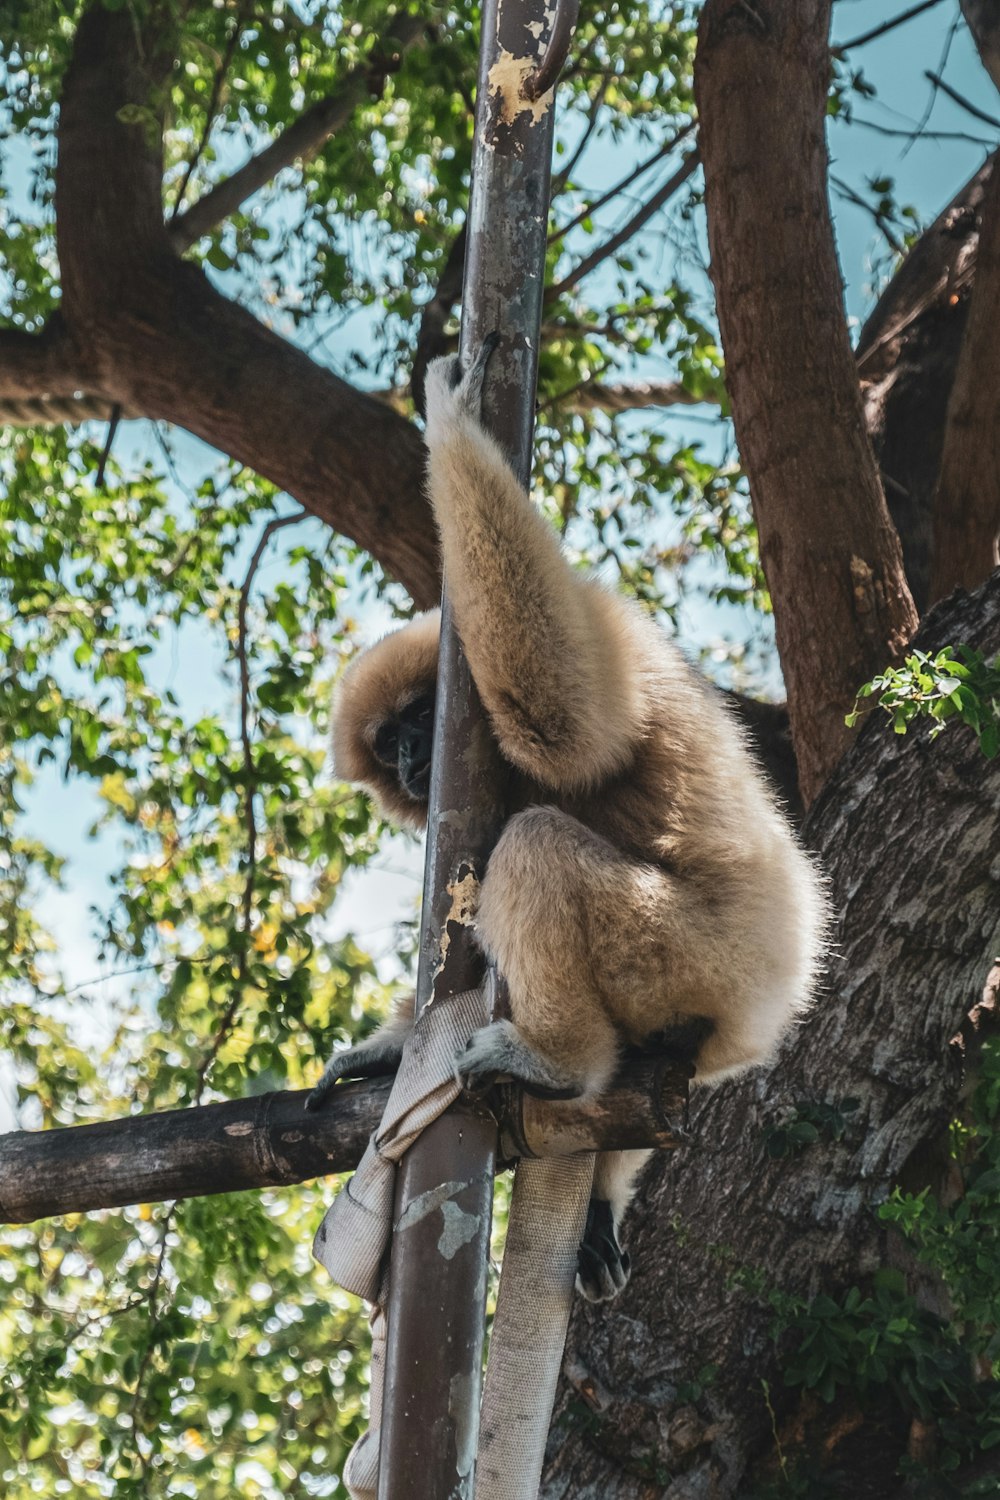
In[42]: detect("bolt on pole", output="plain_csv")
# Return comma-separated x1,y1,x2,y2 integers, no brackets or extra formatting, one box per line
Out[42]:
376,0,561,1495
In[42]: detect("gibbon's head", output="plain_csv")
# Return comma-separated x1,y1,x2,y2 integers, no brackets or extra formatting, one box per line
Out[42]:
332,610,441,830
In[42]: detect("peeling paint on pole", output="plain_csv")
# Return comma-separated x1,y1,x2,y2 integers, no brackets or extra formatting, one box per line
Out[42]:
376,0,561,1494
486,51,555,128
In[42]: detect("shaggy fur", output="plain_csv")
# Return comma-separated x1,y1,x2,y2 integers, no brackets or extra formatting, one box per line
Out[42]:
313,344,826,1300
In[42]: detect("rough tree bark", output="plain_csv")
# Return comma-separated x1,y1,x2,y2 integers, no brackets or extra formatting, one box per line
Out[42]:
542,569,1000,1500
859,156,993,614
695,0,918,805
930,155,1000,603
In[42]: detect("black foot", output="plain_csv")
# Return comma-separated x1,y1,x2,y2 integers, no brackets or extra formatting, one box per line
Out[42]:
638,1015,715,1067
576,1198,631,1304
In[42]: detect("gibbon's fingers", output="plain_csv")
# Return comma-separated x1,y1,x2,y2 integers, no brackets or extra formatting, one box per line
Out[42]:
455,1020,585,1100
460,329,501,400
456,330,500,412
305,1038,405,1112
428,332,501,420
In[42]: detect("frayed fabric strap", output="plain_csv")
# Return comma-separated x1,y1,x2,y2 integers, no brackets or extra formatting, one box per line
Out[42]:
475,1153,594,1500
313,984,594,1500
313,985,489,1499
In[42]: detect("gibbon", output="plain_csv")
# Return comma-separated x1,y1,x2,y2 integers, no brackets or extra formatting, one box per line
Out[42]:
308,336,826,1302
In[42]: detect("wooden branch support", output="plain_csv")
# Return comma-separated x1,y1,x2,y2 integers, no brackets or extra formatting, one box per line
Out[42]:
0,1057,690,1226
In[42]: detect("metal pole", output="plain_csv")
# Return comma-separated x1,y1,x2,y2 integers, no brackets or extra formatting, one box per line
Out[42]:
377,1,561,1494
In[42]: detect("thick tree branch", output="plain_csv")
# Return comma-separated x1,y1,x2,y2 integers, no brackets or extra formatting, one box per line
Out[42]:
963,0,1000,92
695,0,918,806
930,156,1000,601
858,157,993,610
168,14,426,252
0,317,105,420
54,5,440,607
0,1057,690,1226
551,377,713,414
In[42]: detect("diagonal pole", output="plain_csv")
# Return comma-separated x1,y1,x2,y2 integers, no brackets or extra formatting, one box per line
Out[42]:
376,2,563,1495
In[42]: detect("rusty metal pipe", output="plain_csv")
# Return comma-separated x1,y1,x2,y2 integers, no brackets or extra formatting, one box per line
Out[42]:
376,0,562,1493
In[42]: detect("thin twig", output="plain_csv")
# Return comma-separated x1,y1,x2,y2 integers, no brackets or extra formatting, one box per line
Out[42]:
549,121,697,247
852,115,995,147
127,1205,175,1477
546,149,700,303
830,173,906,255
194,508,304,1094
550,74,611,198
168,12,245,224
902,13,961,154
835,0,944,53
94,403,122,489
119,502,302,1467
925,70,1000,129
169,15,424,251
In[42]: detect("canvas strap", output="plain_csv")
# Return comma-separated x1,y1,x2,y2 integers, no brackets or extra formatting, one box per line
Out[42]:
313,984,593,1500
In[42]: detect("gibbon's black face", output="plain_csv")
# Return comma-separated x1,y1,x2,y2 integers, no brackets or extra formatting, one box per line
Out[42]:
373,690,436,803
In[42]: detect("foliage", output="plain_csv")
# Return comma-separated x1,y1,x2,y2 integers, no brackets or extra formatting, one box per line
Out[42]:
0,418,401,1495
767,1043,1000,1492
760,1096,860,1160
847,646,1000,760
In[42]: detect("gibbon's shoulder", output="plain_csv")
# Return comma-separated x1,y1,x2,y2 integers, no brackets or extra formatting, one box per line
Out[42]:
331,610,441,827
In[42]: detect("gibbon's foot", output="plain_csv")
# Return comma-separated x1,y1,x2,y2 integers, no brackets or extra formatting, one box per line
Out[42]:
305,1035,406,1112
576,1197,631,1304
640,1014,715,1068
455,1019,584,1100
425,332,501,426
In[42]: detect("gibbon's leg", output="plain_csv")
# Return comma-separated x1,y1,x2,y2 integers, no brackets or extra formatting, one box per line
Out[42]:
576,1151,652,1303
459,806,728,1098
423,343,646,790
306,994,415,1111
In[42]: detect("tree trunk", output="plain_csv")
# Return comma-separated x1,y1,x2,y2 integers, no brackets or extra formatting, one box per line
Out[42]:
696,0,918,806
858,157,992,613
542,570,1000,1499
931,156,1000,602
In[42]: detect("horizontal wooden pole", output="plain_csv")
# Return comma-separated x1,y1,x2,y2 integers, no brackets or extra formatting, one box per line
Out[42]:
0,1055,690,1226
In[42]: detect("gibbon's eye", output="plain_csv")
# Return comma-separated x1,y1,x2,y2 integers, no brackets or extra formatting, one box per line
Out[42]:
373,721,400,769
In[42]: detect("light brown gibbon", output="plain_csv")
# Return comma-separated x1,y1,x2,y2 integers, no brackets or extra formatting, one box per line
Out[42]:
307,336,826,1302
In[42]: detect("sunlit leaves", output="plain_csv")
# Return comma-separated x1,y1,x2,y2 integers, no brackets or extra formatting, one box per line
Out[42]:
0,416,401,1494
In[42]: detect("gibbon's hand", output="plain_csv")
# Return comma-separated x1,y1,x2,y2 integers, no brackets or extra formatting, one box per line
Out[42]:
423,330,500,442
305,1032,406,1112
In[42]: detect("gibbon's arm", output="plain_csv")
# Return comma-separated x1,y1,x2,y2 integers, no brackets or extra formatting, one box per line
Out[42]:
306,993,415,1110
423,349,646,791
